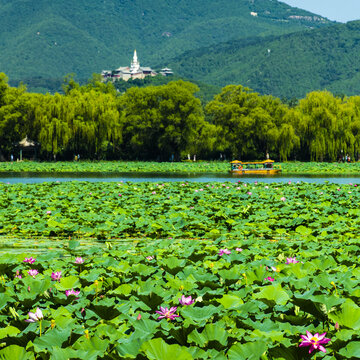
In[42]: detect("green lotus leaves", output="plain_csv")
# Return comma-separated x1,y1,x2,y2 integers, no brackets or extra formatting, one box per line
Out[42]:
338,341,360,358
1,179,360,358
188,323,228,347
1,180,360,240
0,326,20,338
141,338,193,360
33,328,72,352
216,294,244,309
227,340,267,360
329,299,360,330
0,345,34,360
253,284,290,306
3,160,360,174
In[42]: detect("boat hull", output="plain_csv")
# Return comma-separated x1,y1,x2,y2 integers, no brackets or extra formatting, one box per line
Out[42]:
230,169,281,175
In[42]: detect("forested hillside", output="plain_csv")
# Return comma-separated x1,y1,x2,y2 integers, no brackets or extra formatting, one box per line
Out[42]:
2,72,360,163
169,20,360,99
0,0,330,90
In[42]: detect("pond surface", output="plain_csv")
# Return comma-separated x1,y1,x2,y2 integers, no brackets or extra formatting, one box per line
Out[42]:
0,237,136,254
1,171,360,184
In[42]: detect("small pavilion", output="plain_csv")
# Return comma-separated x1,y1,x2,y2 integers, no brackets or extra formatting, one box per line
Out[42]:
14,136,40,160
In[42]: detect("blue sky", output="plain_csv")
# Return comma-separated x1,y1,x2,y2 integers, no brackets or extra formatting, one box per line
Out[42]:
281,0,360,23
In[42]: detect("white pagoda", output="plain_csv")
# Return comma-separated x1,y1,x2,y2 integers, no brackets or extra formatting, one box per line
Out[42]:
102,50,157,81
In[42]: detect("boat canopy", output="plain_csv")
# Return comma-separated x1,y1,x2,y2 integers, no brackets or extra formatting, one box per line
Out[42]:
230,160,275,165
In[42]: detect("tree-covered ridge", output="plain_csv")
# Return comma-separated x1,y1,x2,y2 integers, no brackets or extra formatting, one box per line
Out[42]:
0,0,331,87
0,74,210,161
169,20,360,99
3,72,360,162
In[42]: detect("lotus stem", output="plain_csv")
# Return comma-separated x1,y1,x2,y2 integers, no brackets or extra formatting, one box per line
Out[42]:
330,281,338,296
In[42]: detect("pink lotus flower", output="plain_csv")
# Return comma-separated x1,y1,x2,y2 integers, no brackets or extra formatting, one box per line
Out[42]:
286,257,299,264
156,306,179,320
137,313,142,320
25,308,43,322
51,271,62,282
280,197,286,201
265,277,275,282
46,211,51,215
236,247,243,252
75,257,84,264
146,256,154,260
15,270,22,279
28,269,38,278
65,289,80,297
299,331,331,353
179,295,195,305
218,248,231,256
247,192,252,195
23,257,36,264
152,191,156,194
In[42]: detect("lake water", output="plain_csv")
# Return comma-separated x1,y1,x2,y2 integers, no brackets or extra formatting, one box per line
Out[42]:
1,171,360,184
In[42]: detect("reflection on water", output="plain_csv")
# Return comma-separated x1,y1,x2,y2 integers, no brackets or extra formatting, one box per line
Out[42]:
0,171,360,184
0,237,137,254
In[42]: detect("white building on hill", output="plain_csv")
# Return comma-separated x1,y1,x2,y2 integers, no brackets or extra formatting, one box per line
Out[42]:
102,50,172,82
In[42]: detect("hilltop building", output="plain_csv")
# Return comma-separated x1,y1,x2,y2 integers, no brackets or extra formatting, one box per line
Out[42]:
159,67,174,76
101,50,173,82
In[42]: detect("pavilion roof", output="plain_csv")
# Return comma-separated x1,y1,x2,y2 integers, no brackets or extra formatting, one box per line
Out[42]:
18,136,37,147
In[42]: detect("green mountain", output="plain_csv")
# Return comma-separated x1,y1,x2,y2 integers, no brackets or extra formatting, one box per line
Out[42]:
0,0,331,87
169,20,360,99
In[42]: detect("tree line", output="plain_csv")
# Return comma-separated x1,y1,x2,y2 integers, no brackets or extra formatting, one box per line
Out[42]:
1,72,360,162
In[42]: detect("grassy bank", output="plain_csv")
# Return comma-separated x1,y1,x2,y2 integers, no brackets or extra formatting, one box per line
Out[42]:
1,161,360,174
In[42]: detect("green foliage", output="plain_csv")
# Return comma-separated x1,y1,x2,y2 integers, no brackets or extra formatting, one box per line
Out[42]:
3,160,360,174
2,180,360,241
118,80,207,160
4,72,360,161
0,233,359,358
0,0,330,93
205,85,298,160
170,21,360,99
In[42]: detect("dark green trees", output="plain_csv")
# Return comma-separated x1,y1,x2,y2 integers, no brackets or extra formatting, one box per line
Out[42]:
206,85,298,160
3,71,360,162
119,81,207,160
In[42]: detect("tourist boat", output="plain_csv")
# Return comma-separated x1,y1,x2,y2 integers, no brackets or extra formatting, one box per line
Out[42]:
230,160,281,174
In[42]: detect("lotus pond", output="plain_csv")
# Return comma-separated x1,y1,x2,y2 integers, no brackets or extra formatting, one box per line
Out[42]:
1,180,360,359
0,237,360,359
1,180,360,239
1,161,360,174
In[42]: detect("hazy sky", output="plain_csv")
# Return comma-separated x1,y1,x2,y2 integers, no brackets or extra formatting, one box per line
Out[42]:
281,0,360,23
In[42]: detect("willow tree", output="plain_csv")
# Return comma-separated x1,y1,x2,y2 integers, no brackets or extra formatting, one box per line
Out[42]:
34,93,71,157
63,88,122,159
0,82,35,154
296,91,342,161
206,85,292,159
118,80,205,160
